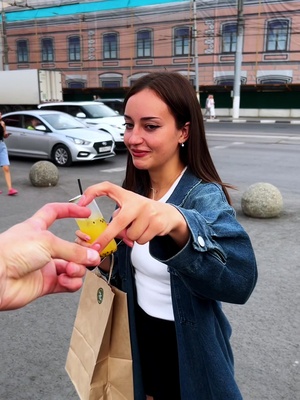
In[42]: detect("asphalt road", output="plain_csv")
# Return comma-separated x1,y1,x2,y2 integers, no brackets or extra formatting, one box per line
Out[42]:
0,122,299,400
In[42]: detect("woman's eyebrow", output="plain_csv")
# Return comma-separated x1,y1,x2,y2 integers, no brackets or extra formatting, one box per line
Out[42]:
124,114,160,121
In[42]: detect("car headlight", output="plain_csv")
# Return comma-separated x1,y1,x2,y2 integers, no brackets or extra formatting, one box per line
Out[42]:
67,136,91,145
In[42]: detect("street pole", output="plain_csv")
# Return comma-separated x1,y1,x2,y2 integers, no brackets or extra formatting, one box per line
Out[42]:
0,0,4,70
193,0,199,102
232,0,244,119
1,0,9,70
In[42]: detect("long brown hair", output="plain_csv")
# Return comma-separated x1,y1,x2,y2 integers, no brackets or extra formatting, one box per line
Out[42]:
122,72,233,204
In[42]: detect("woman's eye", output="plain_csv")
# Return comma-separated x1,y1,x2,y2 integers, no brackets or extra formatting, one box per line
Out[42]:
146,124,159,131
123,122,133,129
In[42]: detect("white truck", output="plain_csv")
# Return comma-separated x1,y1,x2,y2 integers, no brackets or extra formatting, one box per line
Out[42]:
0,69,63,112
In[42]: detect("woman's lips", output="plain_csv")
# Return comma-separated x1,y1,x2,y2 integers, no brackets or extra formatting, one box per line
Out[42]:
130,148,150,158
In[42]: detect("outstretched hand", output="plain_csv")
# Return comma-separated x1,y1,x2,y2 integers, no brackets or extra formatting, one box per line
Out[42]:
78,181,189,252
0,202,101,310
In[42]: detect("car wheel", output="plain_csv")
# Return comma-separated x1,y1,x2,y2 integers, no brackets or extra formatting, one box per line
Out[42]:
52,144,72,167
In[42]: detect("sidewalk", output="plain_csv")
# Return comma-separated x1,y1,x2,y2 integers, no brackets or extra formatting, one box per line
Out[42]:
204,116,300,124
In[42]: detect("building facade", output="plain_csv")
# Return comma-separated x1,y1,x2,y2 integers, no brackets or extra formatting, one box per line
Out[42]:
1,0,300,108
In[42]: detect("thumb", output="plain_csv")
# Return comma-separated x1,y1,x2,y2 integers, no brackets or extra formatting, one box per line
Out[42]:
48,237,101,267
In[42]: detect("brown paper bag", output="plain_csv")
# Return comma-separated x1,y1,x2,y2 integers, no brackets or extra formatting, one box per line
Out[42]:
65,269,134,400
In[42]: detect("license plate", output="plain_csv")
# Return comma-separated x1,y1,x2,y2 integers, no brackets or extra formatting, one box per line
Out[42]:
99,146,111,153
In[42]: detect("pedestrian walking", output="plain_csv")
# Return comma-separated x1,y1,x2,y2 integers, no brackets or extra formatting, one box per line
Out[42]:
205,94,216,119
204,94,210,117
0,111,18,195
77,72,258,399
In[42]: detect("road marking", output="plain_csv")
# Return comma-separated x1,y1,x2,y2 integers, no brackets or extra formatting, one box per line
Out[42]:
100,167,126,172
207,133,300,140
211,141,245,150
260,120,276,124
211,145,228,149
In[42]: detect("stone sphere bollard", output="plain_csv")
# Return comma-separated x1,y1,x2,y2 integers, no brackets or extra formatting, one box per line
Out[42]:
29,161,59,187
241,182,283,218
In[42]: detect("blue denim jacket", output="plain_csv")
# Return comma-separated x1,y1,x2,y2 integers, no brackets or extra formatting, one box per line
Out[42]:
110,168,258,399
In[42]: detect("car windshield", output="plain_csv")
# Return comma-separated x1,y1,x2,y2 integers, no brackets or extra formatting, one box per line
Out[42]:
41,113,87,130
81,104,118,118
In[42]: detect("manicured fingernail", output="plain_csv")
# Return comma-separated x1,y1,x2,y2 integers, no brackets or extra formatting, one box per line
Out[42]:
77,195,86,206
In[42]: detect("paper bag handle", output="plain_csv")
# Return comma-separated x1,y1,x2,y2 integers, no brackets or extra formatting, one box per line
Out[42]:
107,254,114,284
93,253,114,284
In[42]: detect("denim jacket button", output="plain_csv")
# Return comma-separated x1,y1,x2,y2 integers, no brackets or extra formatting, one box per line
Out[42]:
198,236,205,247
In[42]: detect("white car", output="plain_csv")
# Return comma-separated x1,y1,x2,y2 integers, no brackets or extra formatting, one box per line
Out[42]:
95,98,124,114
38,101,126,151
3,110,115,167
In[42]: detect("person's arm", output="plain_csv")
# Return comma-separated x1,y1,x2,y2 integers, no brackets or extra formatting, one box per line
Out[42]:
0,202,100,311
77,181,190,253
77,181,257,305
150,185,257,304
1,120,8,138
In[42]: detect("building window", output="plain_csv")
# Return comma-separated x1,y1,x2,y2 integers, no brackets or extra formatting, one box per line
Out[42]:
68,36,81,61
67,81,85,88
99,73,122,88
17,40,28,63
174,27,190,56
102,81,121,88
221,23,237,53
137,30,151,58
103,33,118,59
41,38,54,62
266,19,289,52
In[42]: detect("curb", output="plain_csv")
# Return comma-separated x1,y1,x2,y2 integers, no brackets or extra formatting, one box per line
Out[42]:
204,118,300,124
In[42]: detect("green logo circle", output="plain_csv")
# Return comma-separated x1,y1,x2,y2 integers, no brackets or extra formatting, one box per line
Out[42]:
97,288,104,304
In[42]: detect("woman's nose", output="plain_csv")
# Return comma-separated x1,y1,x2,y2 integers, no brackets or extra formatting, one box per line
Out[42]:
126,126,144,144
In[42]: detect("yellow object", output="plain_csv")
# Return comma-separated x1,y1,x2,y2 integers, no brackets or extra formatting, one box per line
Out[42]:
69,194,117,258
77,217,117,257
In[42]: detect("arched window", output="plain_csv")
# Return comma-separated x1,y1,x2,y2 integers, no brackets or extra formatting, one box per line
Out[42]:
99,73,122,88
174,27,191,56
68,36,81,61
221,23,237,53
103,33,118,59
41,38,54,62
137,30,152,58
67,81,85,89
266,19,289,52
17,40,29,63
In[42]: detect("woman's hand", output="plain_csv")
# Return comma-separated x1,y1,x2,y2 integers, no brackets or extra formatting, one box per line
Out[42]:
78,182,190,252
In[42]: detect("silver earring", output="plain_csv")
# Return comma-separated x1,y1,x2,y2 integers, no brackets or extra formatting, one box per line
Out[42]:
181,142,185,147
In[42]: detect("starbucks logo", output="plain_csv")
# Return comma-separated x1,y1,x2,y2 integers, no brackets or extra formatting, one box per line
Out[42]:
97,288,104,304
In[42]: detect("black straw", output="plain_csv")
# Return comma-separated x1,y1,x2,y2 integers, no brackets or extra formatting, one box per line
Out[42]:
77,179,83,195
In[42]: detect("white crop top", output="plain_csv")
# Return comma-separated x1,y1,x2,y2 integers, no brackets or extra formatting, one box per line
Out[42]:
131,167,186,320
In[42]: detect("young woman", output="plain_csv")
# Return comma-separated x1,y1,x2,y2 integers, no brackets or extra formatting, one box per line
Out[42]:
77,72,258,399
0,112,18,195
